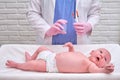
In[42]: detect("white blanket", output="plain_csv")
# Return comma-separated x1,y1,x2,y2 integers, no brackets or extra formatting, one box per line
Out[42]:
0,44,120,80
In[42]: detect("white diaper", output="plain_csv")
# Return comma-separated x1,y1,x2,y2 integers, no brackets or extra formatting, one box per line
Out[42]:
37,50,58,73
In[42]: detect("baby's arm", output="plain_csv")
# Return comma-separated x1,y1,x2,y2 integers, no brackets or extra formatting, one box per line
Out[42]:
88,63,114,73
63,42,75,52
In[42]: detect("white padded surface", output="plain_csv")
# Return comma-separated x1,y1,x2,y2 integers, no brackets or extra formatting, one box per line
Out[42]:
0,44,120,80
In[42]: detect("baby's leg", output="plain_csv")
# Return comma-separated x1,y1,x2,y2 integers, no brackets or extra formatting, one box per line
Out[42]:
25,46,50,61
6,60,46,72
25,52,32,62
31,46,50,60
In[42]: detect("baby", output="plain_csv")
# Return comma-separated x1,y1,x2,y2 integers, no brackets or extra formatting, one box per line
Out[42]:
6,42,114,73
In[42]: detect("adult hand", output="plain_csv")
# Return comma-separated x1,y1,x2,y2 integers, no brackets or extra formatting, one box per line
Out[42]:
45,19,67,37
73,22,92,35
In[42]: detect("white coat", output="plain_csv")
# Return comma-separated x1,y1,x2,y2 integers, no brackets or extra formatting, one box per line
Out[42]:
27,0,100,44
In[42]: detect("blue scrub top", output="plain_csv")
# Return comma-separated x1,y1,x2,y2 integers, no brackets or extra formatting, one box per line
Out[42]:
52,0,77,45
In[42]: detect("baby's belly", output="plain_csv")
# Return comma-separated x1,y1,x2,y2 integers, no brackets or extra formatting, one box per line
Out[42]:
57,65,88,73
55,53,89,73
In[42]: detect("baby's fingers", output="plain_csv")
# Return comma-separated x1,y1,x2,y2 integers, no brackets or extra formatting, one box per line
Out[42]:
63,42,73,47
105,64,114,70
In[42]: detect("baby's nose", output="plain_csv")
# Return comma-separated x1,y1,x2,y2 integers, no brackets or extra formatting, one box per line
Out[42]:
99,54,104,59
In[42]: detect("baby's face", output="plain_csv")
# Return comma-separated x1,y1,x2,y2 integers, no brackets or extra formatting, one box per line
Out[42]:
89,48,111,68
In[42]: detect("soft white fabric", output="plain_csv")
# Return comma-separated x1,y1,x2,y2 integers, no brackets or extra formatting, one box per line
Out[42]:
27,0,100,44
37,50,58,72
0,44,120,80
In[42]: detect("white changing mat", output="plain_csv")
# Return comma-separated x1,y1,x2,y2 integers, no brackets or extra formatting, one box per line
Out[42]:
0,44,120,80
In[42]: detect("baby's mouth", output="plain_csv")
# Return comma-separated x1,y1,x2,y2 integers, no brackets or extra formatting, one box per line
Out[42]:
96,57,100,61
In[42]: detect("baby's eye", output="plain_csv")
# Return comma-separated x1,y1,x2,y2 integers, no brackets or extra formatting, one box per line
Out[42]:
100,50,103,53
104,57,107,61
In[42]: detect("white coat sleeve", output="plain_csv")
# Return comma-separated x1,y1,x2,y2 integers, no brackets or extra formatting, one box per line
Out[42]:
27,0,50,39
87,0,101,29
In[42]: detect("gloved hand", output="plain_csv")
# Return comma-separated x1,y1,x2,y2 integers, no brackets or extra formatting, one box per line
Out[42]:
73,22,92,35
45,19,67,37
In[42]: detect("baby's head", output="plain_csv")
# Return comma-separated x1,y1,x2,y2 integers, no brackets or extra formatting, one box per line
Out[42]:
89,48,111,68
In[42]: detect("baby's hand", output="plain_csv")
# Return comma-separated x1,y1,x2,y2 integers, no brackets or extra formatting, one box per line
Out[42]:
104,63,114,73
63,42,73,47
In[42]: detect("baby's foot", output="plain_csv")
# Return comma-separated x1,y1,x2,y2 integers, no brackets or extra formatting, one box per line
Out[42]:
25,52,32,62
6,60,17,68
